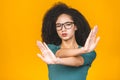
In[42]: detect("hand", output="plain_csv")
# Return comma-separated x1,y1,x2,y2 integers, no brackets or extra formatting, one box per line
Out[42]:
81,25,100,53
37,41,59,64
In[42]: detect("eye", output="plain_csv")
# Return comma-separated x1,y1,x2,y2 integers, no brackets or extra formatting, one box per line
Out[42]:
66,23,71,26
56,24,61,27
65,22,72,26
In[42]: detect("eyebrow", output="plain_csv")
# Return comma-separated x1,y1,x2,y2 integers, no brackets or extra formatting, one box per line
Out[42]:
56,21,74,24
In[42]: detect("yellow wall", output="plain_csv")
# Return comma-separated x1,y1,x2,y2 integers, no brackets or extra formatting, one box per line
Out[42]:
1,0,120,80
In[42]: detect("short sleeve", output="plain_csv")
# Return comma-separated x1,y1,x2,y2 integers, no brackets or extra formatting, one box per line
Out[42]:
81,51,96,66
47,44,58,54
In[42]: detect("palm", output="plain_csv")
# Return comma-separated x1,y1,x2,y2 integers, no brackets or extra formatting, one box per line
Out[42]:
37,41,57,64
81,25,100,53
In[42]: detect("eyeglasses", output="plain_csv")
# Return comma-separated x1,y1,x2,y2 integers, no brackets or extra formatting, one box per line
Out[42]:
56,22,74,31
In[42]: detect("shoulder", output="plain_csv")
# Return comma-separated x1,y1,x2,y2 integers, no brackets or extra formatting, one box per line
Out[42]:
47,44,59,49
81,50,96,65
81,50,96,58
47,44,60,53
78,45,96,57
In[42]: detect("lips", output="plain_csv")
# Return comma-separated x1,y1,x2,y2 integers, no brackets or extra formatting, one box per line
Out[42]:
62,33,67,37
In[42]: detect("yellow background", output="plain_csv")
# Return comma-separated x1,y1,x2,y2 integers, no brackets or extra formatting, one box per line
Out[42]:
1,0,120,80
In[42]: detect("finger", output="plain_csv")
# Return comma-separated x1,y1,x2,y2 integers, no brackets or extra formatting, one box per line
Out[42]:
84,29,93,48
37,41,47,54
43,42,53,53
84,25,99,52
92,36,100,50
37,53,45,61
37,41,46,50
93,25,98,36
43,42,49,50
43,42,56,58
88,25,98,47
92,25,98,42
95,36,100,46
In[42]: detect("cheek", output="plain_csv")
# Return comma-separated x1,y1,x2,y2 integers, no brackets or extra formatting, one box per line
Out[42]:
56,31,61,37
68,29,76,36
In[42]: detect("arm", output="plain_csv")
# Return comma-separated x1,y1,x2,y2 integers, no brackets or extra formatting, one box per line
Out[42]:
56,25,100,58
37,41,96,67
57,51,96,67
55,48,84,58
37,26,99,66
56,56,84,67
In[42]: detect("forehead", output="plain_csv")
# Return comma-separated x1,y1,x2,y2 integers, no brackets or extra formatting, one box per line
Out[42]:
56,14,73,23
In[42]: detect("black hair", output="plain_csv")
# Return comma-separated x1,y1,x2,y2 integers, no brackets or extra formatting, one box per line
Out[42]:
42,2,91,46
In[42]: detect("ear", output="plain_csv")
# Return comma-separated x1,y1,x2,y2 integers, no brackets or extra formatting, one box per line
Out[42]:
75,26,77,31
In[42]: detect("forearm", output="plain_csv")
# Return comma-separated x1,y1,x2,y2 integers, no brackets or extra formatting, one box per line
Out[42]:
55,48,85,58
56,56,84,67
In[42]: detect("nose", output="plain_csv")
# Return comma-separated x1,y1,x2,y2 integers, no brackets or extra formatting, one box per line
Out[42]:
61,25,66,31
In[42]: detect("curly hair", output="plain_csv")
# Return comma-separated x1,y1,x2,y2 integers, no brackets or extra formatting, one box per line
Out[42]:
41,2,91,46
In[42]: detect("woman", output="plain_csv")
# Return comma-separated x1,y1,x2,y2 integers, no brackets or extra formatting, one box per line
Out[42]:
37,2,100,80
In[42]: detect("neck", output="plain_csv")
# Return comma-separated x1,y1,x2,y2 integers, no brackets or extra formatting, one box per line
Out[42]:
61,36,78,49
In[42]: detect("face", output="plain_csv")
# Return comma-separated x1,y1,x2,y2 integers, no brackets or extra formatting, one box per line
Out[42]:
56,14,77,41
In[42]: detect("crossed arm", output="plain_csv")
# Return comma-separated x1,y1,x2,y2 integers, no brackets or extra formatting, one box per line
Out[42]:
37,25,100,67
37,41,84,67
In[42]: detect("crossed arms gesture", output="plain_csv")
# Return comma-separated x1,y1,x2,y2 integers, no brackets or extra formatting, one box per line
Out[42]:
37,25,100,66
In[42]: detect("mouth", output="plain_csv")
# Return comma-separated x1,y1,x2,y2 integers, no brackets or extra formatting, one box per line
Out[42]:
61,33,67,37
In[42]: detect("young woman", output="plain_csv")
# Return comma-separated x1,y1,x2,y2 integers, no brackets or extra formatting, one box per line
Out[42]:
37,2,100,80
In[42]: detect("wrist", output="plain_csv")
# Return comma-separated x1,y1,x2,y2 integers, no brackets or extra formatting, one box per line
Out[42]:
79,47,87,54
55,57,61,64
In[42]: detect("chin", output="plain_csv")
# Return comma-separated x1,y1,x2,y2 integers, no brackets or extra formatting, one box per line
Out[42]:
61,37,71,41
